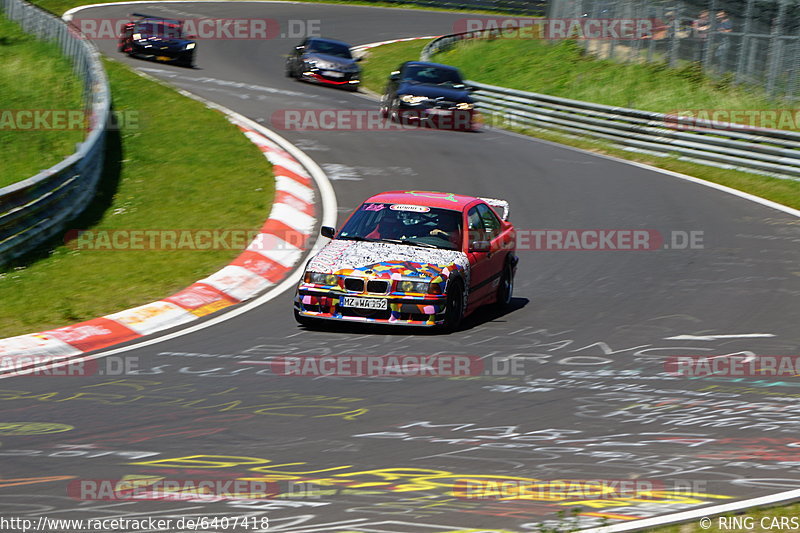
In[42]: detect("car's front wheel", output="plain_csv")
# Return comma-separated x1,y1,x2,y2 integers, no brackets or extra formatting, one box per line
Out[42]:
442,280,465,332
380,95,391,118
294,309,318,329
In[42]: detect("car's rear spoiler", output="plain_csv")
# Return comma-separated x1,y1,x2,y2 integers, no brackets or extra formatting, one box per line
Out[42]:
480,197,510,221
131,13,183,24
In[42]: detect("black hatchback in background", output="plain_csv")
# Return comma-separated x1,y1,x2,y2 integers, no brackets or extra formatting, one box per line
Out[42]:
381,61,478,131
286,37,361,91
118,13,196,67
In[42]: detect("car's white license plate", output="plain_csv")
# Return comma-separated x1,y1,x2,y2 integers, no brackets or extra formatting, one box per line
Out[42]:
426,108,451,115
324,70,344,78
341,297,387,310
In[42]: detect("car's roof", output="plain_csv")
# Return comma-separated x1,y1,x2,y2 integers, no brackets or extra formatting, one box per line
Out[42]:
403,61,460,72
307,37,351,47
365,190,479,210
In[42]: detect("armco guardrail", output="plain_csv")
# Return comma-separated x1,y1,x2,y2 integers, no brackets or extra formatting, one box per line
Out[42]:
380,0,545,16
0,0,110,265
422,34,800,180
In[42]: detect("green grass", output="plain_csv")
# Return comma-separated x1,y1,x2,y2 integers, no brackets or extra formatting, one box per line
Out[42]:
359,39,800,210
361,40,428,95
435,38,784,116
0,58,273,338
0,14,85,188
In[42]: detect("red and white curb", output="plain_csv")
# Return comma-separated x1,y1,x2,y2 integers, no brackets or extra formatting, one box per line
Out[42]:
0,115,319,364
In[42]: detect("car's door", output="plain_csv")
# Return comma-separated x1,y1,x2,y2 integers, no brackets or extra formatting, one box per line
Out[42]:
465,203,512,310
464,205,493,309
476,202,513,292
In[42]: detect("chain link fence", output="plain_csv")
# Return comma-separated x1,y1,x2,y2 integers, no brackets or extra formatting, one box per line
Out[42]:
0,0,110,266
373,0,546,15
548,0,800,100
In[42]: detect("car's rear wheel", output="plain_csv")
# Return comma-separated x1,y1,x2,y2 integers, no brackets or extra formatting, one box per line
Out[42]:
495,260,514,309
442,280,465,332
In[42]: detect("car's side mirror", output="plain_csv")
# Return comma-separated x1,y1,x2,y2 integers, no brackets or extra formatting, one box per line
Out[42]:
469,240,491,252
389,70,400,81
320,226,336,239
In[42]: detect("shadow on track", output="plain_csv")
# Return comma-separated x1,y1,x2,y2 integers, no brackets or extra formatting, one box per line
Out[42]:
294,296,529,336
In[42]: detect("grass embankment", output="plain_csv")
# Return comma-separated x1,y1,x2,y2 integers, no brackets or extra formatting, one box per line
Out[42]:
359,39,800,210
0,14,84,188
0,58,273,338
32,0,529,18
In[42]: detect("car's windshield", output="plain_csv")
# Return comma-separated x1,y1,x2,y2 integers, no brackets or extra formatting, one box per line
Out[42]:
307,40,352,59
136,22,183,39
402,65,464,87
338,203,463,250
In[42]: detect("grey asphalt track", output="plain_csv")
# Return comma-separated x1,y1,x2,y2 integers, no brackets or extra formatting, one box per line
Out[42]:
1,3,799,532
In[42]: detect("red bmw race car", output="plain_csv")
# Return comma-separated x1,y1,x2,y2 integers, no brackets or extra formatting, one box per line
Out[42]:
294,190,517,330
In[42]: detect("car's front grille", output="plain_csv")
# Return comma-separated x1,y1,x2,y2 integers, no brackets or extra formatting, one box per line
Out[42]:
434,100,457,109
366,280,389,294
344,278,365,292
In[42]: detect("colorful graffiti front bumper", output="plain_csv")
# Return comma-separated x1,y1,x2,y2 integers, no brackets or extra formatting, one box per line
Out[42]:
295,288,447,326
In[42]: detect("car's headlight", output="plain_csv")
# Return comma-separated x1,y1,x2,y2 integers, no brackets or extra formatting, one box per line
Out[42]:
456,102,474,110
304,272,338,285
132,33,141,40
397,280,430,293
185,43,195,50
400,95,428,105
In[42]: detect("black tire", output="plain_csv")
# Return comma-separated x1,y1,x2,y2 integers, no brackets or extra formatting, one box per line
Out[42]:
495,260,514,309
294,310,318,329
442,280,465,332
176,52,194,68
380,95,390,117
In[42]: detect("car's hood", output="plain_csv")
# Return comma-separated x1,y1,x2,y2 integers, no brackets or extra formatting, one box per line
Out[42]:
307,240,468,280
303,52,357,69
397,82,471,102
